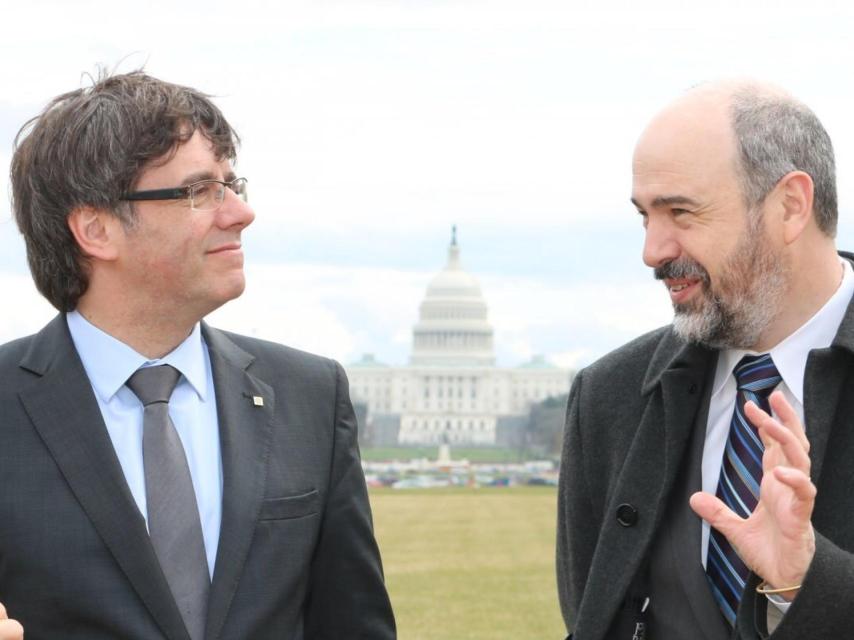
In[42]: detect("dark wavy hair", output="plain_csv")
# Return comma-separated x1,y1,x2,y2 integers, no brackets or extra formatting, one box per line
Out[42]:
10,70,240,311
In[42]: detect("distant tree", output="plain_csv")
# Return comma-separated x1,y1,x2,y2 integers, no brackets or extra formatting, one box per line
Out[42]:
353,401,371,446
521,393,569,459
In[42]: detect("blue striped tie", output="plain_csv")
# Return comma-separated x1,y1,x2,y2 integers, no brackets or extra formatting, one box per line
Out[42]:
706,353,781,626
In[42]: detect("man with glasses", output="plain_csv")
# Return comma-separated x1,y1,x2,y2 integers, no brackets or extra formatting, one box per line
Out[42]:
0,71,395,639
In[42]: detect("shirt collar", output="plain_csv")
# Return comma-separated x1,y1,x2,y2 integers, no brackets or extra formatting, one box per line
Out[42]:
712,258,854,403
66,310,208,402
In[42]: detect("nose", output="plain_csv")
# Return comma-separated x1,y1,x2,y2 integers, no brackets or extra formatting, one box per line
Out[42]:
642,215,680,269
217,188,256,230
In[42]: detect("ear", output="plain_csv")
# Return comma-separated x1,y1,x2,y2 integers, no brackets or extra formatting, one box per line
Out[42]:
67,206,122,261
775,171,815,245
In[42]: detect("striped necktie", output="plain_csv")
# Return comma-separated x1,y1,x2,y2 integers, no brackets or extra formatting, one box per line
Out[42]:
706,353,781,626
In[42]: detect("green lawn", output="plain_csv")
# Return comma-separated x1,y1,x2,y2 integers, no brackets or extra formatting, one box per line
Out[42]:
369,486,565,640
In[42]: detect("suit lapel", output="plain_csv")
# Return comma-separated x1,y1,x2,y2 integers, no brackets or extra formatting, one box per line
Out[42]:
665,366,732,640
202,326,275,640
576,334,713,640
17,315,191,640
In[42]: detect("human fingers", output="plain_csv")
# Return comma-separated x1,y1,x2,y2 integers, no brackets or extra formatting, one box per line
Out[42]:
769,466,817,534
762,467,817,589
744,400,776,450
744,401,811,473
0,602,24,640
758,419,811,474
768,391,809,451
689,491,744,540
0,619,24,640
773,466,817,504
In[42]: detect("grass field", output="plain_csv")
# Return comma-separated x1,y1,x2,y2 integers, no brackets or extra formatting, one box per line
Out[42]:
369,486,565,640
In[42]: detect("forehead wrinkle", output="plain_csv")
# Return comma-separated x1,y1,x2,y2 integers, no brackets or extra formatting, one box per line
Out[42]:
652,195,700,207
630,194,700,210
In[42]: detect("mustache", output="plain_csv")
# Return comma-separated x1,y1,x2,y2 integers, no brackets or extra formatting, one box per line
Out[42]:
654,258,709,282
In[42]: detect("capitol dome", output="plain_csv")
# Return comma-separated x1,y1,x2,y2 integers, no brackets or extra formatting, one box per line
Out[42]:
410,228,495,366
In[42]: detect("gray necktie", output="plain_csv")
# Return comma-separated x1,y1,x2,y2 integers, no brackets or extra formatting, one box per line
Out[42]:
127,365,210,640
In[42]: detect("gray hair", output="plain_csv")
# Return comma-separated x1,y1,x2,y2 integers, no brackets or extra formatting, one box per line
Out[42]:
10,70,239,311
731,86,837,236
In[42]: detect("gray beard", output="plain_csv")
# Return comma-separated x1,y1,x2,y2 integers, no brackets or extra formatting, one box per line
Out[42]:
670,233,788,351
672,281,783,350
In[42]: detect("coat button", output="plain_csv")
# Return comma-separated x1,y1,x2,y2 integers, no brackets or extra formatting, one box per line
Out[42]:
688,382,698,394
616,503,638,527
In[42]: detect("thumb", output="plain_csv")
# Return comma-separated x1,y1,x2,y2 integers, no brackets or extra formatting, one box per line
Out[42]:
690,491,744,539
0,602,24,640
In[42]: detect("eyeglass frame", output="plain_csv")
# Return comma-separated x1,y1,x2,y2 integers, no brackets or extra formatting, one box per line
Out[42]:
120,177,249,211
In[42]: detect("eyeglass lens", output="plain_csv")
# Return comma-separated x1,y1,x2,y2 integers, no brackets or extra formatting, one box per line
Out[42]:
190,179,248,211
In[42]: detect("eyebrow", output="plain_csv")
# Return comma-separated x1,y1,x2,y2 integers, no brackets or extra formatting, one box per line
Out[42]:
630,195,701,209
179,169,237,186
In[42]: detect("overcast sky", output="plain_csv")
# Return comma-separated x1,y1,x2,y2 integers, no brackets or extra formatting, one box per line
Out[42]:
2,0,854,368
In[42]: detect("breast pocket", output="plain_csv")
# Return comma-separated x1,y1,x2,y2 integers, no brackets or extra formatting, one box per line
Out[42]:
258,489,320,521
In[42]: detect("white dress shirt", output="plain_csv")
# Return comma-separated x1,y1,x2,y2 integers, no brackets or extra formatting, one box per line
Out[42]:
66,310,223,577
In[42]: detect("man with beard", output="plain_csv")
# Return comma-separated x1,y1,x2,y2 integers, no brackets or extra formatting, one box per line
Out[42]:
557,81,854,639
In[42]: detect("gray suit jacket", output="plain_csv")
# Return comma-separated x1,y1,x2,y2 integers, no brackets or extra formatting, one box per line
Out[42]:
557,267,854,640
0,315,396,639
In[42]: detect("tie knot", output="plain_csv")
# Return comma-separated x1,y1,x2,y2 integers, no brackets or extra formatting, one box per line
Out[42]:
126,365,181,406
734,353,781,394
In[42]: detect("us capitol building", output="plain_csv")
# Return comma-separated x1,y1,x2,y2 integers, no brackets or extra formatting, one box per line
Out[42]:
346,229,572,446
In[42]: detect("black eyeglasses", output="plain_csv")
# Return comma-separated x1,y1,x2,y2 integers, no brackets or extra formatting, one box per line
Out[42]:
121,177,248,212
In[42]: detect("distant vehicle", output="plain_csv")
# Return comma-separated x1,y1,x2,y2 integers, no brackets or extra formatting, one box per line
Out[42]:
488,477,511,487
526,475,558,486
391,475,452,489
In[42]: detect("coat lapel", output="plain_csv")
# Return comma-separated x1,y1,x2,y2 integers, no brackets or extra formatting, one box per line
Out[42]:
576,332,713,640
17,315,191,640
805,285,854,485
665,368,732,640
802,349,849,485
202,326,275,640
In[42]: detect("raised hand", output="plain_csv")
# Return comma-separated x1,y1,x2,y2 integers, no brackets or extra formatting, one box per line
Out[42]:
690,390,816,601
0,602,23,640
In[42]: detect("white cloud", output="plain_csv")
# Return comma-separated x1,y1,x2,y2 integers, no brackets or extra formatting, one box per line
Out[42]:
551,349,596,371
207,263,429,363
0,273,58,343
482,274,673,367
0,0,852,370
207,263,676,369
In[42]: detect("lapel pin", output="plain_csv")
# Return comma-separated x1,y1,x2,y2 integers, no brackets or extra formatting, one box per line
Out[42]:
253,395,264,407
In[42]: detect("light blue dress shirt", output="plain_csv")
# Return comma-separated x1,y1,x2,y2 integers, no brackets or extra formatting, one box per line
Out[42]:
66,310,223,577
